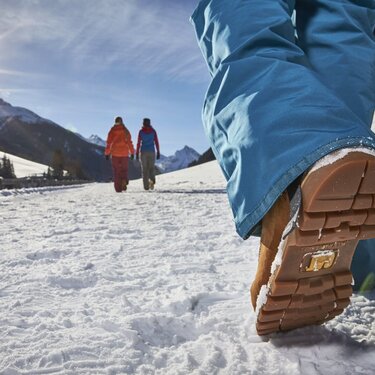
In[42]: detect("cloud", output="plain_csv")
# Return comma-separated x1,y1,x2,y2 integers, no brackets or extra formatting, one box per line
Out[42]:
0,89,12,98
0,69,28,76
0,0,208,83
0,88,39,98
0,69,46,80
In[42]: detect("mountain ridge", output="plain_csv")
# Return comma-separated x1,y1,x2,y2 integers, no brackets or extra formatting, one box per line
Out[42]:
0,99,201,179
156,145,200,173
0,99,138,181
0,98,56,128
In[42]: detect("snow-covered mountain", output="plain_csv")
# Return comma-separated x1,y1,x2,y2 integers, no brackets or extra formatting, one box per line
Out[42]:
77,134,199,174
0,98,47,127
0,151,49,178
83,135,200,174
75,133,106,147
156,145,200,173
0,98,141,181
87,134,106,147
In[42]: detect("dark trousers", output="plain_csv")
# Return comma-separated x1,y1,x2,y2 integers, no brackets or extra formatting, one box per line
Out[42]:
111,156,129,192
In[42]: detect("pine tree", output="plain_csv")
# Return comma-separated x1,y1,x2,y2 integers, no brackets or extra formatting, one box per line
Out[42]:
51,150,65,180
75,163,87,180
47,167,53,179
0,155,16,178
43,167,53,180
8,157,15,178
65,161,87,180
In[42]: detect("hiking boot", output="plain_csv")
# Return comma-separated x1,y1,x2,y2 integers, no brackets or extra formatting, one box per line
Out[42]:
250,191,290,310
252,149,375,335
149,179,155,190
122,181,128,191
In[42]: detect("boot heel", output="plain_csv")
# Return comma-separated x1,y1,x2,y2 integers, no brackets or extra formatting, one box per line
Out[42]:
256,150,375,335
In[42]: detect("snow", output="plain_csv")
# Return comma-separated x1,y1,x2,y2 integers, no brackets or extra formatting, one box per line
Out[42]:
1,161,375,374
156,146,200,173
255,285,268,317
310,147,375,173
0,184,88,198
0,99,42,125
0,151,49,178
87,135,106,148
77,134,106,148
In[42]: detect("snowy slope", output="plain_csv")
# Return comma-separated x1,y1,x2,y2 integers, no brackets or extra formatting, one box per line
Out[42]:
0,99,114,181
87,134,106,147
0,161,374,374
0,151,49,178
74,133,106,148
156,146,200,173
0,98,46,126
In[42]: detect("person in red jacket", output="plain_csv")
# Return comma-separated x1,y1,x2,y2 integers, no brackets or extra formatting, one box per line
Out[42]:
105,116,135,192
136,118,160,190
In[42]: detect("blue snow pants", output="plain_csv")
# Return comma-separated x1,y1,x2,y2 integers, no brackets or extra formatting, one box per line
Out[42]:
191,0,375,290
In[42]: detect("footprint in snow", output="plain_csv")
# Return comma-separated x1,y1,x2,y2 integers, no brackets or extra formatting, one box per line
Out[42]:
47,274,98,289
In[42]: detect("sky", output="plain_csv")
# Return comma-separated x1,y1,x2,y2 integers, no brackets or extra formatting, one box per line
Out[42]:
0,0,211,155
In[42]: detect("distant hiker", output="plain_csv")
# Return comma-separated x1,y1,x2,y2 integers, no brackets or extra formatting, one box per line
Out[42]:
136,118,160,190
105,116,134,192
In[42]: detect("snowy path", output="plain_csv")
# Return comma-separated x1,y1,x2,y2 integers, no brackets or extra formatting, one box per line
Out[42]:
1,162,374,374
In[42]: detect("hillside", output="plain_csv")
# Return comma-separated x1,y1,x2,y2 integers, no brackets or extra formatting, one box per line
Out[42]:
0,151,49,178
0,99,141,181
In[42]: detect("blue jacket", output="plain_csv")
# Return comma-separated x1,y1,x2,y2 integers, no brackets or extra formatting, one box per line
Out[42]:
136,126,160,154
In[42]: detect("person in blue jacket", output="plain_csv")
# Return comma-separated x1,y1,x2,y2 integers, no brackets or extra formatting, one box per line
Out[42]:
191,0,375,334
136,118,161,190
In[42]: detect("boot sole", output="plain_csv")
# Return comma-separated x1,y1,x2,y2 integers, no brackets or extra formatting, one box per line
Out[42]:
256,151,375,335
